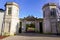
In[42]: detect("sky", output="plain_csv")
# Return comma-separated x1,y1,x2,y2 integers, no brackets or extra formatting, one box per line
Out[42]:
0,0,59,18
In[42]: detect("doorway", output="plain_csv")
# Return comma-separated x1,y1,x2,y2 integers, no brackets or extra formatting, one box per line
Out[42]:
19,22,22,33
26,24,35,33
39,22,43,33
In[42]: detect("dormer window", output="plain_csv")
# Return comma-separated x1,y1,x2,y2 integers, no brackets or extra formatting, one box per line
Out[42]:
8,7,12,15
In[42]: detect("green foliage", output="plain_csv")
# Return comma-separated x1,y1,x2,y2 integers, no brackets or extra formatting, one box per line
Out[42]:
3,32,10,36
26,23,35,31
26,23,35,28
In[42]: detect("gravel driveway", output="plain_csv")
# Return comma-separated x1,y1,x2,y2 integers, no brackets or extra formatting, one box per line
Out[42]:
2,33,60,40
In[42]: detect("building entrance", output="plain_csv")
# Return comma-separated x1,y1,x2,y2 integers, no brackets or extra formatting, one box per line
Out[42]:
19,22,22,33
26,24,35,33
39,22,43,33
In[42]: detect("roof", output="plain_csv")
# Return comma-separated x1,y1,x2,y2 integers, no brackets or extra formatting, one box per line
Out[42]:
20,16,43,21
5,2,19,8
0,9,5,12
42,3,57,9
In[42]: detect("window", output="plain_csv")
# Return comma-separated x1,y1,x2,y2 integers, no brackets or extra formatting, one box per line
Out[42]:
8,7,12,15
9,22,11,32
50,8,56,16
43,11,45,17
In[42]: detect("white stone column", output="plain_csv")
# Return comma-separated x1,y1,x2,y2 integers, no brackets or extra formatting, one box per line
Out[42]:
21,21,26,33
35,21,40,32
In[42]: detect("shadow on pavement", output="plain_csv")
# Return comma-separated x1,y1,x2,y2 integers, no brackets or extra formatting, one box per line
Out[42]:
17,33,60,37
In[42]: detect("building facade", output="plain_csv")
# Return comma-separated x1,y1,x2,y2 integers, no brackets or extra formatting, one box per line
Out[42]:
0,9,5,35
0,2,19,36
0,2,60,36
42,3,60,34
19,16,43,33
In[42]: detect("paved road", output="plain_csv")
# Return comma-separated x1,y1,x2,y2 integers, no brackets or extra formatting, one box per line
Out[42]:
2,33,60,40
